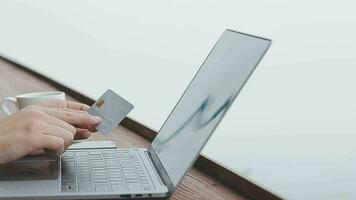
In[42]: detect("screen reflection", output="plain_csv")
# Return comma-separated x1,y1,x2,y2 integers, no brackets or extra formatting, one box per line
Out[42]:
152,30,271,187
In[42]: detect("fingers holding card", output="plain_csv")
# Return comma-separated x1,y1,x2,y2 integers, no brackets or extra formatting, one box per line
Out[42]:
87,89,134,136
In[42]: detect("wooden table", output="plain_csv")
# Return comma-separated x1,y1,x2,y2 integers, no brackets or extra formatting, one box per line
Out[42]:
0,57,280,200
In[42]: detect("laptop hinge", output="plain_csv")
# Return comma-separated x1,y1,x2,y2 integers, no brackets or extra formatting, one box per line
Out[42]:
148,147,175,193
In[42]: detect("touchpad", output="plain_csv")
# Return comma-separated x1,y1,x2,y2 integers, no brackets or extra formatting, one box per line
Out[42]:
0,155,61,196
0,155,58,180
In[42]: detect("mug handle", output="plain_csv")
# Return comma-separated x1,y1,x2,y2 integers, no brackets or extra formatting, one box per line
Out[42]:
0,97,18,115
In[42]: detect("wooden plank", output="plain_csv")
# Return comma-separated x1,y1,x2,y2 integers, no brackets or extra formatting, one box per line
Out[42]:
0,58,247,200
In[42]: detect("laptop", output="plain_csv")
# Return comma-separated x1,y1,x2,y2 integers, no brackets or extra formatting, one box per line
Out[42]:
0,29,271,199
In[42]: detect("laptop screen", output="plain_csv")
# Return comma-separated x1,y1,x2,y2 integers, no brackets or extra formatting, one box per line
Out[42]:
151,30,271,187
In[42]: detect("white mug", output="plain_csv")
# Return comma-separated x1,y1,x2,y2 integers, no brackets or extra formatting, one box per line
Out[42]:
0,91,66,115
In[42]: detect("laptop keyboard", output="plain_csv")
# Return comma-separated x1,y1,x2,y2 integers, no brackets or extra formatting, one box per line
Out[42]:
61,150,152,192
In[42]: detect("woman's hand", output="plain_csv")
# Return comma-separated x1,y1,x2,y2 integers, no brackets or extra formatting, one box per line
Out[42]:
0,100,100,164
35,100,99,139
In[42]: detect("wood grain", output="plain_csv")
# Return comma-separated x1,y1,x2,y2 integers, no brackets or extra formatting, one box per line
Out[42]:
0,58,245,200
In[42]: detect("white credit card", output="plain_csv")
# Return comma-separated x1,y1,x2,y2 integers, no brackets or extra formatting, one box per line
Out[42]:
87,89,134,136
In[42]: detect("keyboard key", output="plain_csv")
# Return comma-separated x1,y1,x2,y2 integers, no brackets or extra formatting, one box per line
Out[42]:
76,151,89,156
95,182,111,192
111,183,127,191
127,182,142,191
143,185,151,190
79,182,94,192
